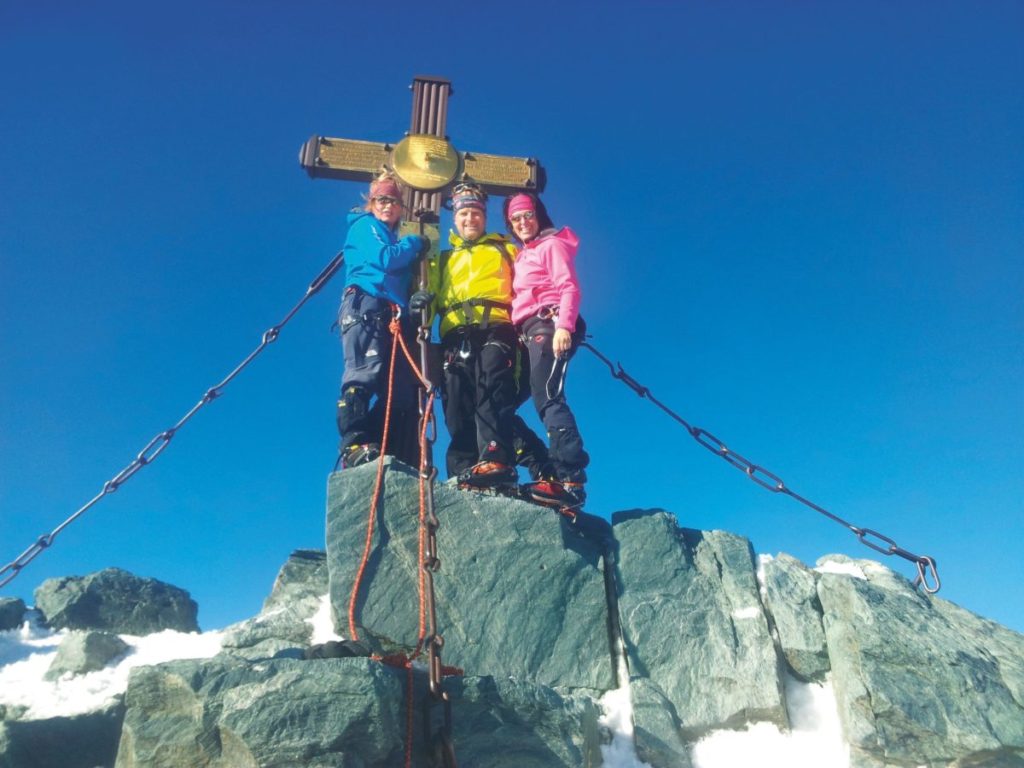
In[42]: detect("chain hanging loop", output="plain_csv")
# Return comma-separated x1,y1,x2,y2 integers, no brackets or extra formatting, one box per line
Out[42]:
580,340,942,594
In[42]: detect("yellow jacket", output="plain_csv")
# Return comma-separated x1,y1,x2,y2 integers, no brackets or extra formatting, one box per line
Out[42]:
427,231,518,338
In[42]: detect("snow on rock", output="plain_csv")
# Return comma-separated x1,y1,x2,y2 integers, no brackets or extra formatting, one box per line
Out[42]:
0,612,222,719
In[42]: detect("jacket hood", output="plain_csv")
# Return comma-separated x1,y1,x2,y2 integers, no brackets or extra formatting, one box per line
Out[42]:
347,209,371,226
347,209,398,231
521,226,579,257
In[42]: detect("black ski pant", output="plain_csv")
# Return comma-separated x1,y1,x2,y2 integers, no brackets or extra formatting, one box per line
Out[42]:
519,316,589,483
441,323,523,477
337,287,420,466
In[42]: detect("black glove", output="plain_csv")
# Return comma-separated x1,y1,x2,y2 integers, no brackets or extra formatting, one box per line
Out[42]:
409,290,434,311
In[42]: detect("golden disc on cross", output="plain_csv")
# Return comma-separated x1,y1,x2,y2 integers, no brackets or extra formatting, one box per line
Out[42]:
391,134,461,191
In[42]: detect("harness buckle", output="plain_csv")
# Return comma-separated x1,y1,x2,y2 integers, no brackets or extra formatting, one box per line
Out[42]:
538,305,559,321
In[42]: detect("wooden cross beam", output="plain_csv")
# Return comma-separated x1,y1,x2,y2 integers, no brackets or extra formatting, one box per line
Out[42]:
298,75,546,224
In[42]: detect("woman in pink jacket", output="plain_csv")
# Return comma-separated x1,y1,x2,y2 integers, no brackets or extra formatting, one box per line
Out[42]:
504,192,590,509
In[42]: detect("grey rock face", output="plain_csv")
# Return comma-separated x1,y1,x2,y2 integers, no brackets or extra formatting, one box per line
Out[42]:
628,678,692,768
817,555,1024,768
34,567,199,635
10,466,1024,767
761,553,830,681
115,657,405,767
449,676,603,767
262,548,328,613
0,703,123,768
114,654,604,768
218,605,316,661
44,630,129,680
0,599,26,631
219,550,329,661
326,459,615,691
612,510,786,745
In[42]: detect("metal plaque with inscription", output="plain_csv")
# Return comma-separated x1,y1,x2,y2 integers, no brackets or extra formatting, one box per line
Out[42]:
461,152,539,194
299,136,390,182
392,135,460,191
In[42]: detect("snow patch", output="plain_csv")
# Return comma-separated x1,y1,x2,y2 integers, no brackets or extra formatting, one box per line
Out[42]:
598,637,653,768
815,561,867,580
0,619,223,719
307,593,344,645
691,674,849,767
756,553,774,602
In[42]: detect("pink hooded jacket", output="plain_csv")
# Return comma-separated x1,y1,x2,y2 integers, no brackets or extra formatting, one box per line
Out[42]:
511,226,581,331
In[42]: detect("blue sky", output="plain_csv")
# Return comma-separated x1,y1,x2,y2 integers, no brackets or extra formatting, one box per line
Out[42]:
2,2,1021,634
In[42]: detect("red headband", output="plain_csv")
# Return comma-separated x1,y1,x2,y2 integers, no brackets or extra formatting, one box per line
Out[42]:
370,178,402,199
507,194,535,217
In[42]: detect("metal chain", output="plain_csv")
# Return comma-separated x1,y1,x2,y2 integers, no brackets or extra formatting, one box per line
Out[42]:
412,212,457,768
581,341,941,594
0,251,346,590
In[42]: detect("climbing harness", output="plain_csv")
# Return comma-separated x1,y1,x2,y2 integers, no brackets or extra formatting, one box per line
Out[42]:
438,297,512,330
522,305,583,401
0,250,346,590
580,340,942,595
435,239,515,332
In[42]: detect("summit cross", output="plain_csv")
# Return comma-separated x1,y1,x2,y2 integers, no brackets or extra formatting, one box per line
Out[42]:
299,75,545,228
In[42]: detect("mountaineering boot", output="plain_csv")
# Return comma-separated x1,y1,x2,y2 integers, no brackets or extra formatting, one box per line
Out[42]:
561,481,586,507
457,461,517,491
343,443,381,469
522,479,585,522
525,479,576,507
525,479,586,507
558,482,586,522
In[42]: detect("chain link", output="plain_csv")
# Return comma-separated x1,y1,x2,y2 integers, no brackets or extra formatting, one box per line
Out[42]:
413,223,457,768
0,251,345,590
581,342,941,594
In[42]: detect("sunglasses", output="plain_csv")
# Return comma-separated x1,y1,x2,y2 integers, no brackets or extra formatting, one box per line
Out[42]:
509,211,536,223
373,195,402,207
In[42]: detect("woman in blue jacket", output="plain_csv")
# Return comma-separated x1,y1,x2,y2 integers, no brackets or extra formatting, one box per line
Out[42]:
337,174,428,468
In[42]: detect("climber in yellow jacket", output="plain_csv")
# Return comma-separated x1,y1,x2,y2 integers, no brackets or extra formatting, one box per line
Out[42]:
410,183,550,488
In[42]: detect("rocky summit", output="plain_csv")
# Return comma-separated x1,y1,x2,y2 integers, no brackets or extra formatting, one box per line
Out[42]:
2,456,1023,767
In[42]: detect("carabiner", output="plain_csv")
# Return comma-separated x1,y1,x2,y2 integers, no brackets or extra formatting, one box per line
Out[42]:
913,556,941,594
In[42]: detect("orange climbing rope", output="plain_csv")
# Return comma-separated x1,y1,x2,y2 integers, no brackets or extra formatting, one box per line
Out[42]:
346,313,402,641
394,315,435,659
343,309,461,767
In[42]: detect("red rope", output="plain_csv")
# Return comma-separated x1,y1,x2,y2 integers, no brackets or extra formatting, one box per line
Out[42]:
396,321,435,766
344,311,455,766
346,318,401,641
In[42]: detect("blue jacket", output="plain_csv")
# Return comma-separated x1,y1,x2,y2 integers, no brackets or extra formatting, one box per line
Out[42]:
342,211,422,309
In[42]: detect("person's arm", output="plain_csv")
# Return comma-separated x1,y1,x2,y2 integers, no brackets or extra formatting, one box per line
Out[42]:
374,223,425,274
409,251,442,322
546,239,581,331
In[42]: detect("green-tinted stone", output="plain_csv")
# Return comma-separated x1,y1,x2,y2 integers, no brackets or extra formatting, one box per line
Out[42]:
326,459,615,691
